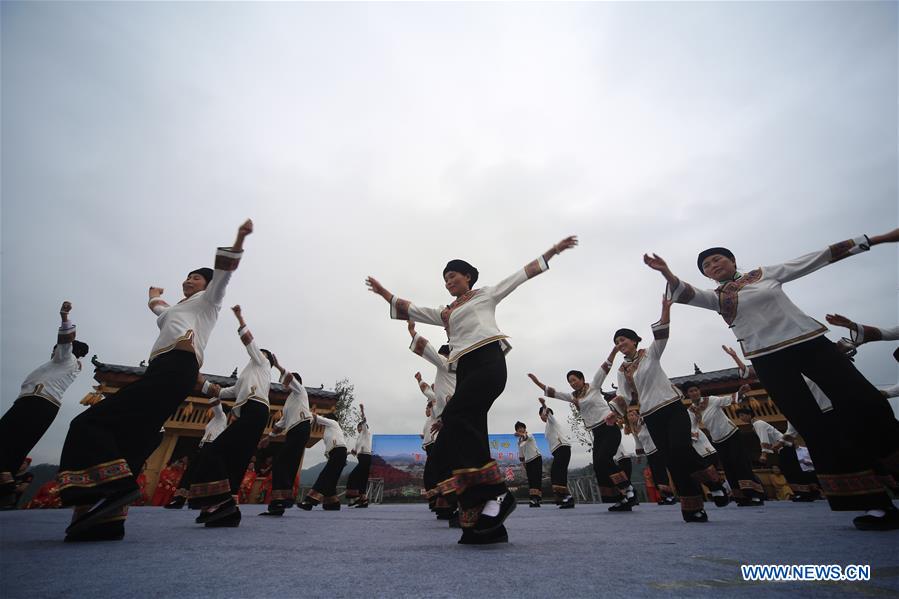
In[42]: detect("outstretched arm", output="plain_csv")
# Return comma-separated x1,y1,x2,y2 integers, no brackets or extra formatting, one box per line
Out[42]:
826,313,899,344
591,347,618,389
491,236,578,303
366,277,444,326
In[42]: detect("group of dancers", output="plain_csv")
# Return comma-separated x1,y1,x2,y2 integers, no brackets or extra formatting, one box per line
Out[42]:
1,219,897,545
379,228,899,543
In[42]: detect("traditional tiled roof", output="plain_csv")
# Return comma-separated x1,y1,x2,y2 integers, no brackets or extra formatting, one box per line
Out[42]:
669,366,747,389
90,356,338,400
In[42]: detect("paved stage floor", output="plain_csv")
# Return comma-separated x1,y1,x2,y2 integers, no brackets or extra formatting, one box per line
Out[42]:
1,501,897,598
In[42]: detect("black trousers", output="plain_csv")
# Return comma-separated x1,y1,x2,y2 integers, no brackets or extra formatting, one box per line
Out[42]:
712,433,764,499
57,350,198,506
346,453,372,498
423,443,437,497
647,451,674,497
550,445,571,498
591,424,629,502
617,457,633,482
269,420,311,503
188,400,269,508
431,342,507,527
0,396,59,493
524,456,543,497
750,336,898,511
644,401,721,513
778,445,820,497
308,447,348,504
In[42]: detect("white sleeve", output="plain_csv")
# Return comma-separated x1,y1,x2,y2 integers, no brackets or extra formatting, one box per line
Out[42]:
148,298,170,315
545,387,574,402
763,235,869,284
487,256,549,304
666,277,719,311
883,384,899,398
851,324,899,344
616,370,635,405
590,361,612,389
238,326,269,366
218,385,238,400
52,322,76,364
647,321,670,361
389,296,444,327
203,247,244,307
410,334,446,370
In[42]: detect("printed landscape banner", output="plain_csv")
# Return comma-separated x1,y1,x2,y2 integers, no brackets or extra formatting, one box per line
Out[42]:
371,433,552,499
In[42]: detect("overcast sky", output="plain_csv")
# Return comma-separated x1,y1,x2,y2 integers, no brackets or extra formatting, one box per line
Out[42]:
2,1,897,469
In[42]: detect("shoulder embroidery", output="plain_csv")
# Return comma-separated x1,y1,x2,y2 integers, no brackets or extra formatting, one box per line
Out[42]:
716,269,762,326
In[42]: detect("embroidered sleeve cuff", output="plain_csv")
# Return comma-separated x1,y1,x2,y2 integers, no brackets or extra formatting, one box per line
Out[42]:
390,296,411,321
524,256,549,279
828,235,870,263
851,324,882,345
215,247,244,271
410,333,429,356
238,325,253,345
57,323,76,343
650,322,670,340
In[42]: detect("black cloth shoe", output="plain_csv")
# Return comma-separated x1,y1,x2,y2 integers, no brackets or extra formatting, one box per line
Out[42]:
65,488,141,536
791,494,814,502
195,499,237,524
297,500,314,511
64,520,125,542
657,496,677,506
322,502,341,511
683,509,709,523
164,496,186,510
853,508,899,531
712,493,730,508
473,491,517,535
559,497,575,509
458,524,508,545
259,505,285,517
528,499,541,508
354,499,369,508
205,508,241,528
608,499,633,512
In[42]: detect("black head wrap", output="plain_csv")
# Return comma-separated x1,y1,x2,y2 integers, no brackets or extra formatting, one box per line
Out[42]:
443,259,478,287
613,328,642,343
696,247,735,275
438,345,450,357
514,421,526,430
188,268,214,285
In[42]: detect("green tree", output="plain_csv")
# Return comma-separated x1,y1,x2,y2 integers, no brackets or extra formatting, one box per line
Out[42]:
333,378,361,438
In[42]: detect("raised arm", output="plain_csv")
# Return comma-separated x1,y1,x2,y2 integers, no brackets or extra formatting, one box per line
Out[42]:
148,287,170,315
646,296,672,361
232,305,269,366
722,345,748,376
644,253,719,311
53,301,76,363
205,219,252,307
490,236,578,303
591,347,618,388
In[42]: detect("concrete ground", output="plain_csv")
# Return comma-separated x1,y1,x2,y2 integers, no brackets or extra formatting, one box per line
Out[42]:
1,501,897,598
